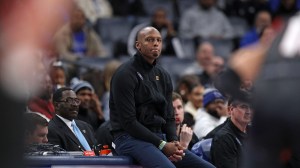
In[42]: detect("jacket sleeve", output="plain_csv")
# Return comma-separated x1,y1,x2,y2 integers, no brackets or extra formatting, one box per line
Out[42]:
162,73,178,142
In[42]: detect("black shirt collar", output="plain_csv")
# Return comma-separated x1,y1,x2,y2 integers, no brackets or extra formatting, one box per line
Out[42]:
228,119,247,139
134,52,157,70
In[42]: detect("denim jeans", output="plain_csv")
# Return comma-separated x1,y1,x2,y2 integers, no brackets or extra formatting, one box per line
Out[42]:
113,133,215,168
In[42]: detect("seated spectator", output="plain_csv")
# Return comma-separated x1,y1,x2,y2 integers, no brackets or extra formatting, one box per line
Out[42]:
48,87,97,151
27,75,55,121
240,10,272,47
172,92,199,150
210,90,252,168
184,83,205,123
199,55,225,88
179,0,233,42
183,42,214,78
183,42,224,87
127,8,183,57
24,113,49,144
70,78,104,130
194,88,227,139
74,0,113,25
175,74,200,104
53,5,106,63
49,61,67,89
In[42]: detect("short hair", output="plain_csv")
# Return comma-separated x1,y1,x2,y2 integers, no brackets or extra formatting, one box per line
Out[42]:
52,87,72,103
175,74,201,94
24,113,48,134
172,92,183,102
228,90,252,106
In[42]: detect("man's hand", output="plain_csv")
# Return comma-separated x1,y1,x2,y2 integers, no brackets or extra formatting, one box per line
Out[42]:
179,124,193,149
163,141,185,162
90,93,104,120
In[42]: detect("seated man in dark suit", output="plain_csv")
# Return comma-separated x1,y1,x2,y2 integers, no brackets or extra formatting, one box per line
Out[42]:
47,87,97,151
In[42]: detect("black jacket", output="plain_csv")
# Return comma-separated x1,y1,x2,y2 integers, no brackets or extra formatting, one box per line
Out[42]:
210,119,246,168
48,116,97,151
109,52,177,147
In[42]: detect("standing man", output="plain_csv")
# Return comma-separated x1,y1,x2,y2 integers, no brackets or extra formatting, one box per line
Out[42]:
110,27,214,168
48,87,96,151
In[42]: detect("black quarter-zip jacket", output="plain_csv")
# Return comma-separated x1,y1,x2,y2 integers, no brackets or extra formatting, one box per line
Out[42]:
109,52,177,147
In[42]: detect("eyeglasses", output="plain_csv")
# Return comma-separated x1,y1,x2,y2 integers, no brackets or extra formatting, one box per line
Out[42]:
57,97,81,105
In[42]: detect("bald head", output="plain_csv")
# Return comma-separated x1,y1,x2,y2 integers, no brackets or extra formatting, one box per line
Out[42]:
196,42,215,68
137,27,160,42
135,26,162,63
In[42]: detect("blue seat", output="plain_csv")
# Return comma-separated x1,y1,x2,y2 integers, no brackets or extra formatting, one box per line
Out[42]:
191,138,212,163
96,17,134,43
141,0,174,20
95,17,135,57
229,16,249,38
158,57,194,86
177,0,198,15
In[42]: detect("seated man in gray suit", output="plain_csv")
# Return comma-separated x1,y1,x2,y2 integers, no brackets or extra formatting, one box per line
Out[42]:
48,87,97,151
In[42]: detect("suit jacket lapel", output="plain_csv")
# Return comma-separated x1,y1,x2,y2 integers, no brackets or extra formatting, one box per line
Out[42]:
53,116,82,149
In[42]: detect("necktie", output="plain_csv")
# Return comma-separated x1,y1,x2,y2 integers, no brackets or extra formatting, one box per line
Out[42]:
71,121,91,151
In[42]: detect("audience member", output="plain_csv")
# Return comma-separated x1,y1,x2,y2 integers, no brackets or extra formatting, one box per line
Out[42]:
128,8,183,57
53,5,106,63
240,10,272,47
101,60,121,121
49,61,67,89
184,83,205,122
183,42,214,78
109,26,215,168
194,88,227,139
172,92,199,150
210,56,225,76
199,55,225,87
70,78,104,130
175,74,201,104
24,113,49,144
74,0,113,24
179,0,233,42
27,75,55,121
48,87,96,151
210,90,252,168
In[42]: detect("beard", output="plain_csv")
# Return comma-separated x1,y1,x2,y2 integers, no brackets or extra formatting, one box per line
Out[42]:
207,109,220,119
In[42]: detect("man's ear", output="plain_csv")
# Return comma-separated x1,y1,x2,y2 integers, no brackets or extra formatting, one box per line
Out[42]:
54,102,60,110
135,41,140,51
227,105,233,116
